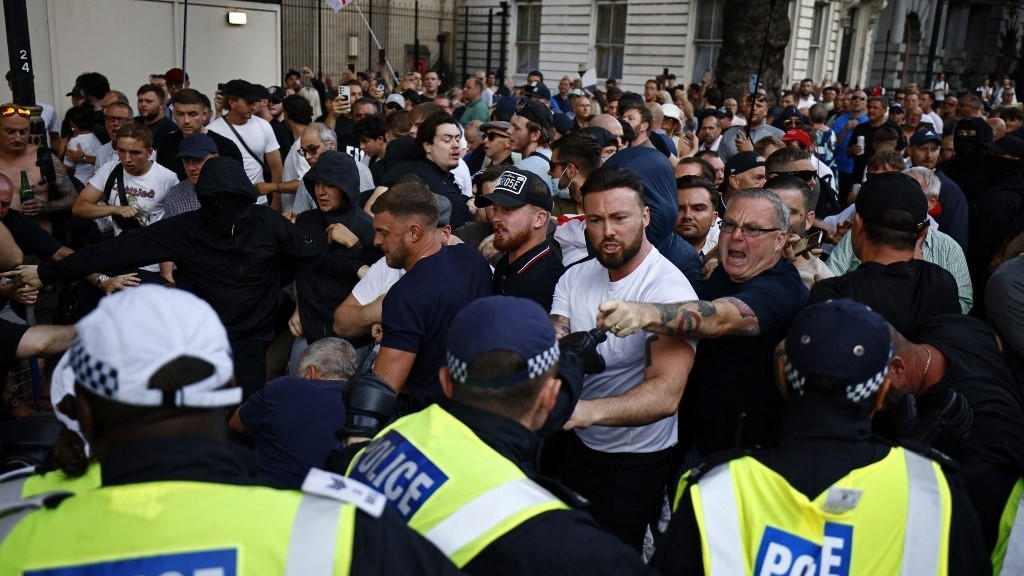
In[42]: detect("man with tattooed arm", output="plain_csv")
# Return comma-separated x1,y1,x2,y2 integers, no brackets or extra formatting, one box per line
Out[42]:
549,165,697,551
599,188,807,461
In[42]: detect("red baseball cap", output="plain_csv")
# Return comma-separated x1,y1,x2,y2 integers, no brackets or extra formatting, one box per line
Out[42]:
782,128,813,149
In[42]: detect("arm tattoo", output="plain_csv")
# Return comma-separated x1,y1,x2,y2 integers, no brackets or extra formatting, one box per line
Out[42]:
46,155,77,211
721,296,761,336
655,301,716,336
550,314,571,339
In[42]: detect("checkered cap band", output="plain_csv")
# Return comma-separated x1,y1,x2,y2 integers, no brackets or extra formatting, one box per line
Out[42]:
69,338,120,399
447,342,560,385
784,347,892,403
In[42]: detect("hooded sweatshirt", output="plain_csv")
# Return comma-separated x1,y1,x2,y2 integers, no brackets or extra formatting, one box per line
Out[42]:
296,151,381,343
604,147,705,292
39,157,325,341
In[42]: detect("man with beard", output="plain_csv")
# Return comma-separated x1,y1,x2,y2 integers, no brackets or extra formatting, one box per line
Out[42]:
368,179,492,410
476,167,563,310
550,165,697,551
717,92,784,163
156,89,243,181
134,83,178,150
598,189,806,459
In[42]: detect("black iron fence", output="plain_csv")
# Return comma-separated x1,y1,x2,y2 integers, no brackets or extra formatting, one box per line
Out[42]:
280,0,509,91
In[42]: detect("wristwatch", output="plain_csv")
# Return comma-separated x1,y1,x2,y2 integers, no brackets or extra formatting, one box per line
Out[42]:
95,274,110,287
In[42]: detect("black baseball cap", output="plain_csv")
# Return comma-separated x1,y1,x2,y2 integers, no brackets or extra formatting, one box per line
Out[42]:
474,167,553,211
514,99,554,136
219,79,260,102
855,172,928,232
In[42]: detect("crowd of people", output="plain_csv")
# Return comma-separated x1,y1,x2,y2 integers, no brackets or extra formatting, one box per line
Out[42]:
0,62,1022,574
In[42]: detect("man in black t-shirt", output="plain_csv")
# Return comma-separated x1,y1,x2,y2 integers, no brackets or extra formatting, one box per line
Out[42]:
810,172,959,338
369,179,492,408
888,315,1024,556
476,167,563,311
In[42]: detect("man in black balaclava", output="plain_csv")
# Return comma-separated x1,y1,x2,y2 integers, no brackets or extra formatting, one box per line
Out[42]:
940,115,993,203
14,157,326,399
968,134,1024,317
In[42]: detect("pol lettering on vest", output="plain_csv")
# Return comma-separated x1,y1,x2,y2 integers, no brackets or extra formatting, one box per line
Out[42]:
25,549,236,576
755,522,853,576
349,430,448,521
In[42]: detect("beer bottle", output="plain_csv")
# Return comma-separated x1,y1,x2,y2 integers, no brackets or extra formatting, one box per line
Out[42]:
18,170,33,202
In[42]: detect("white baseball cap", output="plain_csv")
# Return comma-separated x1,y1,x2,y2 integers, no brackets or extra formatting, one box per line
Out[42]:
52,286,239,412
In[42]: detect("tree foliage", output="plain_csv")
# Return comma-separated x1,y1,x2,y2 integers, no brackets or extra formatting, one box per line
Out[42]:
715,0,792,105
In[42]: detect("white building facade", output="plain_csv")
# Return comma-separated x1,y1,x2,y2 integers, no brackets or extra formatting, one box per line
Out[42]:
459,0,888,95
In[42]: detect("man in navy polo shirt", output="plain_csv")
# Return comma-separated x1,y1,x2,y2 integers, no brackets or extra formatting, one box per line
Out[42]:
476,167,564,311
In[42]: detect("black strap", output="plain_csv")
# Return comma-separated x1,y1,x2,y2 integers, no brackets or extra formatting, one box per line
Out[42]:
224,121,267,172
103,164,140,230
527,150,551,166
36,147,57,195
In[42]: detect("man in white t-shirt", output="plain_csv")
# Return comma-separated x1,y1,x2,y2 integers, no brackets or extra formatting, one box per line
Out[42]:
549,164,697,552
73,123,178,281
207,79,282,209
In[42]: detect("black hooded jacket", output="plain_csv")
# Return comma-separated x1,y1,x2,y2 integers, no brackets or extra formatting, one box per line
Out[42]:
38,157,325,341
295,151,381,343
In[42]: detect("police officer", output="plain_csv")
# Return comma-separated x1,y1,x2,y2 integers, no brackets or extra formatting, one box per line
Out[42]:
651,299,990,575
0,286,460,575
344,295,652,575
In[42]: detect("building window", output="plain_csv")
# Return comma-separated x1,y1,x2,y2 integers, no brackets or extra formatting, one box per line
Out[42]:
693,0,724,83
515,2,541,74
807,3,828,78
595,2,626,80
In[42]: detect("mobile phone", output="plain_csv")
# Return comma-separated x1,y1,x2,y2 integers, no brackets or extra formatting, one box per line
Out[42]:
347,63,355,73
663,68,669,78
378,49,386,64
338,85,351,102
791,230,824,257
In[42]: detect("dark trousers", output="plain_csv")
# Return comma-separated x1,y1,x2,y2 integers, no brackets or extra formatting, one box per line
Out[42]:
232,335,269,402
559,432,675,551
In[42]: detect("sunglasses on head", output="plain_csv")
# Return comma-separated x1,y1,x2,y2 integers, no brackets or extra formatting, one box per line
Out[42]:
1,106,30,118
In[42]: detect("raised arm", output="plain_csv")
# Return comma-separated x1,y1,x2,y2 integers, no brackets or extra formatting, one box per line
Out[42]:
597,297,760,339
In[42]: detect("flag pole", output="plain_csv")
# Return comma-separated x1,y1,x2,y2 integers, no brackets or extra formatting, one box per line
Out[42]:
333,0,401,85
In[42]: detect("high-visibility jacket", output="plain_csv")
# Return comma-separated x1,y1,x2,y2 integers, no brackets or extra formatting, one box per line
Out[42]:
686,447,952,576
347,404,568,567
993,477,1024,576
0,480,357,575
0,462,102,502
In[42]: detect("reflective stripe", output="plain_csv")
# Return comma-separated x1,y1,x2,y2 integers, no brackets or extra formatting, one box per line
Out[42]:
423,478,560,558
698,452,945,576
1000,494,1024,576
900,451,943,576
0,475,29,503
0,492,70,548
695,465,745,576
286,494,342,576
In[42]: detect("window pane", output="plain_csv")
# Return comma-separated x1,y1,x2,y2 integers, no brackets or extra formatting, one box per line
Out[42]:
810,3,826,45
691,45,720,83
697,0,723,40
596,45,623,79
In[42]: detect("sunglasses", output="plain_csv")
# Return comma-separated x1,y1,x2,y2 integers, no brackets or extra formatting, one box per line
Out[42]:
386,103,403,110
298,143,323,157
104,114,132,124
1,106,30,118
484,132,508,141
850,96,866,101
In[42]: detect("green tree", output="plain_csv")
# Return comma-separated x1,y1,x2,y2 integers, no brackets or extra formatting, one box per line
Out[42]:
715,0,792,105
